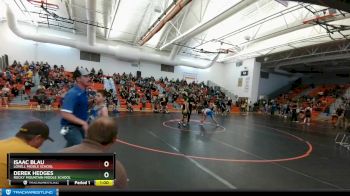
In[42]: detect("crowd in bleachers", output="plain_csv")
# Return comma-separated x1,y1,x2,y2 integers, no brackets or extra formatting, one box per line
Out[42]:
1,60,235,115
3,59,349,128
105,70,233,114
333,97,350,131
256,82,350,126
0,60,37,108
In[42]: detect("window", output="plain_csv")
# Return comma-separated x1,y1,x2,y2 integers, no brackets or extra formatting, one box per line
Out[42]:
80,51,100,62
260,71,269,79
161,64,174,73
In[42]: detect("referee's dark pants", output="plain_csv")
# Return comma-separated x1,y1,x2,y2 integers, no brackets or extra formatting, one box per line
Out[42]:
187,109,192,123
63,125,85,147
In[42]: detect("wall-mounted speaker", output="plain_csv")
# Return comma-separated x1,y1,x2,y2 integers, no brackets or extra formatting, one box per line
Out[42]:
137,71,141,78
4,54,8,68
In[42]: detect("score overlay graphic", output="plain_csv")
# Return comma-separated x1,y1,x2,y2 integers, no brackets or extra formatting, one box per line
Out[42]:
7,153,115,186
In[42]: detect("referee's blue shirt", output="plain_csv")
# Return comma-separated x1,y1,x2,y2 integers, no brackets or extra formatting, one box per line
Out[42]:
60,85,88,126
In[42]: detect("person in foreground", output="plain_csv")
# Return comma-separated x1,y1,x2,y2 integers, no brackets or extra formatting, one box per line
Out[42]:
61,117,128,189
0,121,53,188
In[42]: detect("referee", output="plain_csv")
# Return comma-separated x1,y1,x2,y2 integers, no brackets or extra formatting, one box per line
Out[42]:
60,68,91,147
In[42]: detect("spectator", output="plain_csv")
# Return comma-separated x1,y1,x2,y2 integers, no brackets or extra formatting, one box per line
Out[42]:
335,106,345,129
97,69,103,76
1,83,10,108
0,121,53,188
126,95,134,112
0,88,2,107
343,104,350,131
61,117,127,189
111,95,119,113
24,79,34,97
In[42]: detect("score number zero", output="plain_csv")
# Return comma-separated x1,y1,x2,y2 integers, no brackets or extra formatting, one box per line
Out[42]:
104,161,110,178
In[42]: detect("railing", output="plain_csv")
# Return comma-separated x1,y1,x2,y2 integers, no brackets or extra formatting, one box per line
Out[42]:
267,83,294,100
207,80,236,100
328,86,350,113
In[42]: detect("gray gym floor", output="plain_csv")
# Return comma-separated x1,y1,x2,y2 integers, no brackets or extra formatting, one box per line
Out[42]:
0,110,349,190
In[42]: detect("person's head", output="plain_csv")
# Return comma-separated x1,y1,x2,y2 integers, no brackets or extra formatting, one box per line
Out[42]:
73,67,91,88
87,117,118,147
209,102,215,109
15,121,54,148
95,90,107,104
184,96,189,102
